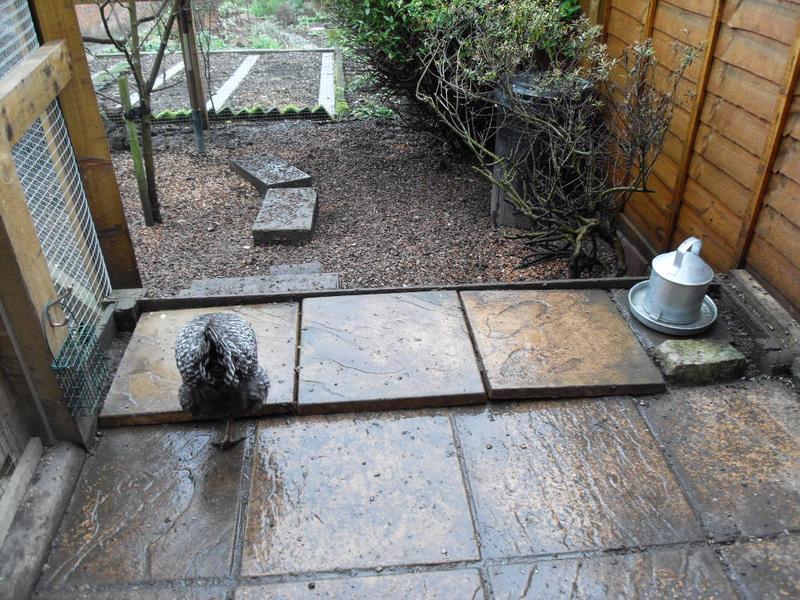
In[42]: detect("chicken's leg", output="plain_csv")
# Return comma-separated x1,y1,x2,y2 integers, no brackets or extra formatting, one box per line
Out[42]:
213,417,245,450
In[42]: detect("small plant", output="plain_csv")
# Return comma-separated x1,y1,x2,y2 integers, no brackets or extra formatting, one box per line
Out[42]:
250,33,282,49
352,100,396,119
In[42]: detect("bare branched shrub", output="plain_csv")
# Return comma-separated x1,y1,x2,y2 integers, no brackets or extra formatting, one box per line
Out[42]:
418,1,693,276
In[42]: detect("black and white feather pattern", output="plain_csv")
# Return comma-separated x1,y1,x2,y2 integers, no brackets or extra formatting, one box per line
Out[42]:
175,313,269,418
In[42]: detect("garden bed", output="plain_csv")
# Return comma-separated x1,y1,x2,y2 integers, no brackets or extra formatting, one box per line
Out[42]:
228,52,321,109
112,120,566,296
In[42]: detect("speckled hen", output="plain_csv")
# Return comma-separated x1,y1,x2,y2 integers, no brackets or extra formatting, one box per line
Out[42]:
175,313,269,449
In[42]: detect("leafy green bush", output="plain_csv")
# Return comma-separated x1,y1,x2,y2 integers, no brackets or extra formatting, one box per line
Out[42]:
251,0,303,18
324,0,584,142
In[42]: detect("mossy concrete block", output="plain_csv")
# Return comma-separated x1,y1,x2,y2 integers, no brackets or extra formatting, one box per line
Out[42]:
653,339,746,384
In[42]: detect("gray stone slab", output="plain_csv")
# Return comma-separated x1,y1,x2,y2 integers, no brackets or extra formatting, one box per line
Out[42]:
183,273,338,297
0,443,85,600
269,262,322,276
235,570,485,599
653,339,746,384
612,288,734,351
461,289,664,399
253,188,318,245
453,398,703,558
33,585,229,600
721,535,800,600
242,411,479,576
297,291,486,414
39,424,245,587
102,304,298,426
490,546,736,599
641,380,800,541
230,156,312,194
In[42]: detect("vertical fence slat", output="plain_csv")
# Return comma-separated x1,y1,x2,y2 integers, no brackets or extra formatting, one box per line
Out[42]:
734,34,800,266
661,0,725,251
642,0,658,39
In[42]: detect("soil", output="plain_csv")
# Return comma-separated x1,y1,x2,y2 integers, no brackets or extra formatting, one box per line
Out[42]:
228,52,321,109
112,119,566,296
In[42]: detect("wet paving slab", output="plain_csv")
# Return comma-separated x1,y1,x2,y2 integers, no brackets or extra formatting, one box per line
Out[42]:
453,398,703,558
640,380,800,540
461,289,664,399
102,304,299,425
720,534,800,599
489,546,736,599
33,584,229,600
235,569,484,599
38,424,245,588
297,292,485,413
241,411,479,576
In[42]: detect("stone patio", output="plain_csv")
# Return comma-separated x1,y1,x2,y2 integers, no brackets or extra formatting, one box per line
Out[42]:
34,288,799,598
34,379,799,599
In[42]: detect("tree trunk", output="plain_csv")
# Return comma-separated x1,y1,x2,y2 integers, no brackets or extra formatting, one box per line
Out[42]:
139,98,162,223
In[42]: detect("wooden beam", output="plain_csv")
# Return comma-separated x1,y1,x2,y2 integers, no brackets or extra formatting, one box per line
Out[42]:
642,0,658,39
30,0,142,289
0,42,71,147
601,0,613,43
660,0,724,251
734,34,800,266
0,144,83,445
178,0,209,128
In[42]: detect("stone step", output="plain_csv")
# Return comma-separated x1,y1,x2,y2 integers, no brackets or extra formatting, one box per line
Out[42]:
253,188,318,245
270,262,322,276
180,272,339,298
230,155,312,194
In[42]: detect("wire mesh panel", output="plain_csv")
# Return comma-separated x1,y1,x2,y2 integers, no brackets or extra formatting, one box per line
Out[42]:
1,0,111,330
1,0,112,416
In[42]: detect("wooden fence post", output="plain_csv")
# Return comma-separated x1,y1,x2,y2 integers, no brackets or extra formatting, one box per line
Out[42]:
734,35,800,266
30,0,142,289
642,0,658,39
660,0,725,251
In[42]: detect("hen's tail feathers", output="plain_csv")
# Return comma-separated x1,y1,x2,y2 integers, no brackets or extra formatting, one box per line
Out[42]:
201,317,239,387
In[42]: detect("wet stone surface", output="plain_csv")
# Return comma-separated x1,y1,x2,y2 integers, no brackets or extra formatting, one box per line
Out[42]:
102,304,298,425
641,380,800,540
453,398,702,558
721,534,800,599
489,546,736,599
461,289,664,399
33,585,229,600
242,411,479,575
252,188,319,245
297,291,485,413
235,569,484,599
230,155,312,194
39,425,245,587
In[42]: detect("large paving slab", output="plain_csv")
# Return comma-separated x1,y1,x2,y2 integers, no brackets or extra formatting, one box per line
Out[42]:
38,425,245,587
235,569,484,599
253,188,318,245
297,291,485,413
721,535,800,599
461,289,664,399
453,398,703,558
181,273,338,298
489,546,736,599
640,380,800,541
241,411,479,575
230,155,312,194
34,585,229,600
102,304,298,426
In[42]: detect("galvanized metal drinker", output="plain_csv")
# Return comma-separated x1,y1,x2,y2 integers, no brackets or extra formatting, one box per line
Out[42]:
628,237,718,335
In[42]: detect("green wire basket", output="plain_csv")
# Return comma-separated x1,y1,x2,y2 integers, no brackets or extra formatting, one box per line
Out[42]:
52,323,109,417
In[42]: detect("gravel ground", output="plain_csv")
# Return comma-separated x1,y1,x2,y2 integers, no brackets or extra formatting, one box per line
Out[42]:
113,119,567,296
229,52,321,109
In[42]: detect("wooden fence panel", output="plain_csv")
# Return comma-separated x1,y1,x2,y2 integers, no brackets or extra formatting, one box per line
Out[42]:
603,0,800,310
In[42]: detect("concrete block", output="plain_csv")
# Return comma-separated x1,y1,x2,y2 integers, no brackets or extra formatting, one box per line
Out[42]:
252,188,318,245
182,273,339,298
230,156,312,194
653,339,746,384
269,262,322,276
113,298,140,332
753,337,795,376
